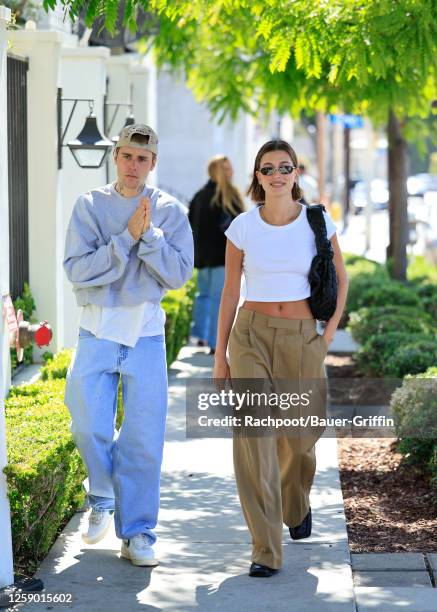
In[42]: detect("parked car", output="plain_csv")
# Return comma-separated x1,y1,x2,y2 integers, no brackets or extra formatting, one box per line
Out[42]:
350,179,389,213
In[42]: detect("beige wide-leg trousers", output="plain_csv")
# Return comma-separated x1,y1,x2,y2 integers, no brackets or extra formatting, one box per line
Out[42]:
228,307,328,570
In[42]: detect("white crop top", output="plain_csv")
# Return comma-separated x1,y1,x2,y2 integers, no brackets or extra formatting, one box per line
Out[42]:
224,203,337,302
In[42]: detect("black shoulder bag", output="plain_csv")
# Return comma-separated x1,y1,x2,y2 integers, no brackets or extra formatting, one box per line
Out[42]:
305,204,338,322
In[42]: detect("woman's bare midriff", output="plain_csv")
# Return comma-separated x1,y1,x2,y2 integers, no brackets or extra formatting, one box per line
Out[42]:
241,298,315,320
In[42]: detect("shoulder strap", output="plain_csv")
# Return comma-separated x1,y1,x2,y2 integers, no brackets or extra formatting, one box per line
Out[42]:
306,203,327,239
305,203,333,257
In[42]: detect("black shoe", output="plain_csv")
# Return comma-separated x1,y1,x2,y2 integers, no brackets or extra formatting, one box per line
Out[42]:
249,562,278,577
289,507,312,540
209,348,216,355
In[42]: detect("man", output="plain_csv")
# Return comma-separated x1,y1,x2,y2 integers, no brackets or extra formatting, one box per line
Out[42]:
63,124,194,566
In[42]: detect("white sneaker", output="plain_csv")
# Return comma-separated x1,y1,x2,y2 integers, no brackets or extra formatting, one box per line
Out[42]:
82,508,114,545
120,534,159,566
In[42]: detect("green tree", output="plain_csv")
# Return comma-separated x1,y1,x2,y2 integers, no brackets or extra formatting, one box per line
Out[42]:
44,0,437,280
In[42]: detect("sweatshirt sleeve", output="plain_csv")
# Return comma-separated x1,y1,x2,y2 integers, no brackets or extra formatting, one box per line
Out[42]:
63,195,137,288
137,202,194,290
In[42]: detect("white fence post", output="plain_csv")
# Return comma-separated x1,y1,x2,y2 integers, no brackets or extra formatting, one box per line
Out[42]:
0,3,14,589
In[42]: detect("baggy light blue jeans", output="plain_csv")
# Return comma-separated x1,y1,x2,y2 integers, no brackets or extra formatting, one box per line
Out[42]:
64,327,168,544
191,265,225,349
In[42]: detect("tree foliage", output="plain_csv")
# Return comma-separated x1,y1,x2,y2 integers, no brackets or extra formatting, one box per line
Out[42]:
42,0,436,129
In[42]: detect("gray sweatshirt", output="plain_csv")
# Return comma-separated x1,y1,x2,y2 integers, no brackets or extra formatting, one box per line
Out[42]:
63,183,194,307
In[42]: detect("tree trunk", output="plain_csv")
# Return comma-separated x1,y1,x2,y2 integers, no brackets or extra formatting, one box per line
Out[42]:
343,125,351,230
387,109,408,281
316,112,327,204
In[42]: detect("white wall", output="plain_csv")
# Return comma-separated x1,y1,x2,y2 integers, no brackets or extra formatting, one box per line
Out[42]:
0,3,15,589
8,30,64,359
0,5,10,394
130,50,158,188
0,7,9,299
106,55,132,139
130,52,159,139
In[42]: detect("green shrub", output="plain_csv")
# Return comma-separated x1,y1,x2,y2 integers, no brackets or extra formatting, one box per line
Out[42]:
162,273,197,366
42,351,54,363
162,297,180,366
409,282,437,321
384,340,437,378
406,255,437,284
347,305,435,345
342,253,436,328
4,379,86,573
355,331,435,377
40,349,74,381
390,367,437,491
342,255,386,323
348,278,421,314
343,253,386,279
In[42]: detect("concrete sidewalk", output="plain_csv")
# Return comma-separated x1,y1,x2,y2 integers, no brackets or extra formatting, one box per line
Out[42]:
10,335,436,611
14,344,355,611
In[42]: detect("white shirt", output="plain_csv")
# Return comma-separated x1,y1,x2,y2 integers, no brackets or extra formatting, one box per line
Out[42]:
79,301,166,347
224,203,337,302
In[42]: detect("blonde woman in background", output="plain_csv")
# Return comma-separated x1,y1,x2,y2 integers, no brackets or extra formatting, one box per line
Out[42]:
188,155,245,354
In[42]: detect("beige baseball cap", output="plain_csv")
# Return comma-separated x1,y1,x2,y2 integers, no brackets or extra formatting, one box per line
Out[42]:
115,124,158,154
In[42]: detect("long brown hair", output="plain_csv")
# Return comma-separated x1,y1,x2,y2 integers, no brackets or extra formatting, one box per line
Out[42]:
208,155,245,216
247,140,303,203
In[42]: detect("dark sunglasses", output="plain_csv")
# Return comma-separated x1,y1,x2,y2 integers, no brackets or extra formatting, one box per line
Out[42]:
259,165,296,176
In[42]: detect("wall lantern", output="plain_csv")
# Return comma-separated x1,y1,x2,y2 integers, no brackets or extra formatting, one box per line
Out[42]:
105,102,136,144
57,88,113,169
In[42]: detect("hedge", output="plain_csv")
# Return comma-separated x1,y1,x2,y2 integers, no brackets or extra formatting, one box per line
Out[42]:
406,254,437,284
162,273,197,367
347,305,435,345
383,339,437,378
390,367,437,491
346,254,437,379
354,331,436,378
347,276,421,314
339,254,387,326
342,253,437,325
344,253,386,275
5,276,197,574
409,282,437,321
40,350,72,381
335,254,437,489
4,379,86,573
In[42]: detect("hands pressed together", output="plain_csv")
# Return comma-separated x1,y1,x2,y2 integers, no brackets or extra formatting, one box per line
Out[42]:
128,197,151,241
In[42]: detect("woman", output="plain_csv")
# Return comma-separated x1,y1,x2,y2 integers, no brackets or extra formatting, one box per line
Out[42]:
189,155,245,355
213,140,348,577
